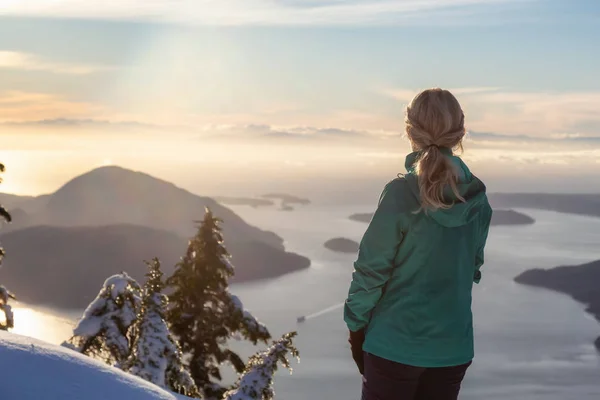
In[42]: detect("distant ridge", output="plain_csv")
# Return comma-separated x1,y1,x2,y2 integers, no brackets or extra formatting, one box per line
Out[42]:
488,193,600,218
349,209,535,226
0,224,309,309
3,165,283,245
515,259,600,352
0,224,185,308
0,166,310,308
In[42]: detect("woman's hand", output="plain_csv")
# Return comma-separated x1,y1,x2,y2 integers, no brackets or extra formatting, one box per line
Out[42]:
348,328,366,375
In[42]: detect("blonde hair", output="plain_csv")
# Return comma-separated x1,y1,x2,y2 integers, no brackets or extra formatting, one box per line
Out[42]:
405,88,466,211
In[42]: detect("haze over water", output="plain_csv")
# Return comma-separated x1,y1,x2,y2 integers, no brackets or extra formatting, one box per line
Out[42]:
15,204,600,400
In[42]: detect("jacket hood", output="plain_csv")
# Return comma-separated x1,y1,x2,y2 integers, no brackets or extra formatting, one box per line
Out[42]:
404,149,488,228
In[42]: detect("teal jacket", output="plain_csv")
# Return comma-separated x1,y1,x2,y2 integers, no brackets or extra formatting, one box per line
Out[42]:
344,149,492,367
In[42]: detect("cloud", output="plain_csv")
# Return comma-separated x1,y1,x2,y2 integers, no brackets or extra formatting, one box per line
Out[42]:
1,118,177,131
464,148,600,166
381,87,600,137
203,123,398,141
467,131,600,144
0,91,105,122
383,87,501,103
0,0,533,26
449,87,501,95
356,151,400,159
14,117,598,146
468,90,600,137
0,51,111,75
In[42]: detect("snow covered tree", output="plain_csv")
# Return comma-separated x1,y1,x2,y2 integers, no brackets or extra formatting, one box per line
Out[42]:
223,332,300,400
0,285,15,331
167,208,271,399
0,163,11,225
125,258,199,398
0,162,14,331
63,272,141,366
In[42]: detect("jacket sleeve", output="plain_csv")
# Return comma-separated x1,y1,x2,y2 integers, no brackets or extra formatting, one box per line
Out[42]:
344,181,404,332
474,203,493,284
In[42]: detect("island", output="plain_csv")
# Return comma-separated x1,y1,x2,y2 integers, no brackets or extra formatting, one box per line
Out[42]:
488,193,600,218
213,196,274,208
213,193,310,211
324,237,359,254
349,213,372,223
349,209,535,226
514,259,600,352
490,209,535,225
260,193,311,211
261,193,311,205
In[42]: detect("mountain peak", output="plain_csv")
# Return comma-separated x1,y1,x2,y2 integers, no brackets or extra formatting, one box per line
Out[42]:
55,165,180,196
30,165,284,251
78,164,162,180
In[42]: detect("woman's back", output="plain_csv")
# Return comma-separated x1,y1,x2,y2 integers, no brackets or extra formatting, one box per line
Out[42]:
352,151,492,367
343,88,493,400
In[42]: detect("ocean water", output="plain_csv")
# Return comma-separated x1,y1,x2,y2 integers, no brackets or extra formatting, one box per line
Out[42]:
11,205,600,399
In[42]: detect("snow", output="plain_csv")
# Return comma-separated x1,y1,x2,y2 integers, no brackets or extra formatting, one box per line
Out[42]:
228,293,269,337
74,273,140,337
105,273,136,299
66,272,141,364
0,331,192,400
223,333,298,400
127,292,197,397
222,255,235,275
229,294,244,313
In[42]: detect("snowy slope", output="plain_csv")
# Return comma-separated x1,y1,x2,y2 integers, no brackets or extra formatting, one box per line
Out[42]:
0,331,191,400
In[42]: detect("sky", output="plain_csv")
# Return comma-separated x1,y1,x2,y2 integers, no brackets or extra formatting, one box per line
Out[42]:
0,0,599,198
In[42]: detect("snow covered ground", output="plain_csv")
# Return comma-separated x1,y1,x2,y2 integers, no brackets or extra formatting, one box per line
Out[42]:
0,331,191,400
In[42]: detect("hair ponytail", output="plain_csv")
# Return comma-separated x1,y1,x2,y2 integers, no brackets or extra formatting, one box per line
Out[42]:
414,145,464,210
405,88,466,211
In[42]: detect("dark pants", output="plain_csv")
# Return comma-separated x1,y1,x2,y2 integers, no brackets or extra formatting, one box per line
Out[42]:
361,353,471,400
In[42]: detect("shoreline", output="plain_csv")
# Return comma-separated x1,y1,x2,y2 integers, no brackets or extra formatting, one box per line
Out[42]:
514,260,600,353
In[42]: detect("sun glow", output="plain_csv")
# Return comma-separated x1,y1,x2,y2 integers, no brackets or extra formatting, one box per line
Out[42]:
10,308,43,338
10,307,75,344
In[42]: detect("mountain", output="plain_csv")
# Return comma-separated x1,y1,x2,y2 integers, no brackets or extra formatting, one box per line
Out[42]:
514,259,600,352
0,193,50,214
0,225,185,309
0,193,34,209
5,166,283,247
488,193,600,218
0,224,309,309
0,332,189,400
348,209,535,226
0,166,311,307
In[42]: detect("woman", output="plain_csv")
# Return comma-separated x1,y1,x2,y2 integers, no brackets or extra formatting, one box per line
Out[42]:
344,88,492,400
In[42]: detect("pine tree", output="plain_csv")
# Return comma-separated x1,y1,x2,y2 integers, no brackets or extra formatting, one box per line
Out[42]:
223,332,300,400
167,208,271,399
0,162,14,331
63,272,141,366
126,258,199,398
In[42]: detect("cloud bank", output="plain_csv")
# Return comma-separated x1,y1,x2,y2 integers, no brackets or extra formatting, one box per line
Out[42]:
382,87,600,138
0,91,103,121
0,0,533,26
0,52,111,75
